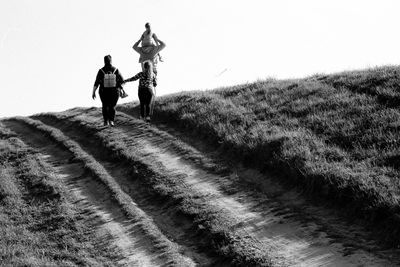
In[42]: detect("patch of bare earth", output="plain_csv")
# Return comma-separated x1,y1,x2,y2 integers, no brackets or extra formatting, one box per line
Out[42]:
110,110,399,267
3,120,193,267
31,108,400,266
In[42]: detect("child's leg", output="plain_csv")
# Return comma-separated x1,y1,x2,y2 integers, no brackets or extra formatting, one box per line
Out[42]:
138,89,145,118
149,89,155,116
152,63,158,76
140,103,145,118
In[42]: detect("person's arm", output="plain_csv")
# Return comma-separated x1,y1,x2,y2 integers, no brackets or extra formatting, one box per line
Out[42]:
136,33,144,45
116,69,125,89
156,38,166,53
152,33,160,46
92,70,102,99
124,72,143,83
132,39,142,53
92,85,98,99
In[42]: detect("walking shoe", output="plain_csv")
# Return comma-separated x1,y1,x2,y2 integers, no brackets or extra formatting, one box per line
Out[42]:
103,121,108,126
109,121,115,127
145,116,151,122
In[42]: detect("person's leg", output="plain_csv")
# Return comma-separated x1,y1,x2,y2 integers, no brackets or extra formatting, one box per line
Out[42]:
140,103,145,119
103,90,113,124
153,63,158,76
144,89,152,120
149,88,155,116
138,88,145,119
145,101,151,121
99,90,108,125
145,102,151,117
108,89,119,124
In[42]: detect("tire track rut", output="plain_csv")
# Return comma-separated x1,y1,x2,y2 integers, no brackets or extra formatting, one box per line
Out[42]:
3,119,202,267
33,113,279,266
34,109,400,266
114,114,399,267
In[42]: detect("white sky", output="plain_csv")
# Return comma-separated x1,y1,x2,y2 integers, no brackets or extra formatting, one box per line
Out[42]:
1,0,400,117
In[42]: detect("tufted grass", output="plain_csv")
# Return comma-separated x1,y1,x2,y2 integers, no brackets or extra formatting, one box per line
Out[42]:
120,66,400,246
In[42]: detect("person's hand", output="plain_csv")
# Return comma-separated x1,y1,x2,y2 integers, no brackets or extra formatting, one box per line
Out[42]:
92,92,96,100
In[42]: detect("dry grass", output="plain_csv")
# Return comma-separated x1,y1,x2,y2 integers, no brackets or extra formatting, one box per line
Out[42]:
0,124,117,266
120,66,400,245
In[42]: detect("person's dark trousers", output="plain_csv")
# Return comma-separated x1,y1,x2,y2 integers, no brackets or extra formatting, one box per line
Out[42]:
99,88,119,123
138,87,154,118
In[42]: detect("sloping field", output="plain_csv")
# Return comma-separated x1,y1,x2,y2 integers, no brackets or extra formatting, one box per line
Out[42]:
1,66,400,266
119,66,400,246
1,110,399,265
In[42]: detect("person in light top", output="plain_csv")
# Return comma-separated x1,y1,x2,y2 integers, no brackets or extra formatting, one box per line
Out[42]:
132,23,166,75
140,22,163,62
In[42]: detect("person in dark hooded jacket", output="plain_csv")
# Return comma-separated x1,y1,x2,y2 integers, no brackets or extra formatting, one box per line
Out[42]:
92,55,124,126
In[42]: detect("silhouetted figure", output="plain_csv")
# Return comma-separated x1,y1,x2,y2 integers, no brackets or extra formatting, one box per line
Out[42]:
133,34,166,75
124,62,157,122
140,22,163,63
92,55,124,126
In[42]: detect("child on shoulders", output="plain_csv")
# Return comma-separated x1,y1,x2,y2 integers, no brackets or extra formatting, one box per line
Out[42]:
140,22,163,62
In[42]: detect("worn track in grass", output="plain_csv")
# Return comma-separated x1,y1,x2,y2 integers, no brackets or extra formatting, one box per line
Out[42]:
3,119,203,267
24,107,400,266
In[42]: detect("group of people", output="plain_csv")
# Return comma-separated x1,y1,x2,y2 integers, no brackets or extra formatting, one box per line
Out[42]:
92,22,166,126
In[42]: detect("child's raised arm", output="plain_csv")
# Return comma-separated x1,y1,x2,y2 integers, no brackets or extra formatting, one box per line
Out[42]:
132,39,141,53
152,33,160,46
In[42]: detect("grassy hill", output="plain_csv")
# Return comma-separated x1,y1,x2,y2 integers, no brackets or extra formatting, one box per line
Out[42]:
121,65,400,244
1,66,400,266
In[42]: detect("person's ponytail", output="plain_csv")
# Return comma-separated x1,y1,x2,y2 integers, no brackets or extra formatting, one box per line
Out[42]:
144,61,153,80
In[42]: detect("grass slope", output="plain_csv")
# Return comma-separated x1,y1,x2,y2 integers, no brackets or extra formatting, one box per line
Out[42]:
121,65,400,245
0,123,117,266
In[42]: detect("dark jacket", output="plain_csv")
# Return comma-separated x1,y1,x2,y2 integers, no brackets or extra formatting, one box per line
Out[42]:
94,65,124,90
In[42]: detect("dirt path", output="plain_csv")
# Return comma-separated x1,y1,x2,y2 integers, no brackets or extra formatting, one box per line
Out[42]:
114,114,399,267
53,109,399,267
21,116,228,266
3,120,200,267
6,108,400,266
60,167,160,267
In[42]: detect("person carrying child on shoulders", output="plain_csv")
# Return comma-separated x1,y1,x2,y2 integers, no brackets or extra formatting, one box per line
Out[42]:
141,22,163,63
132,22,166,75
